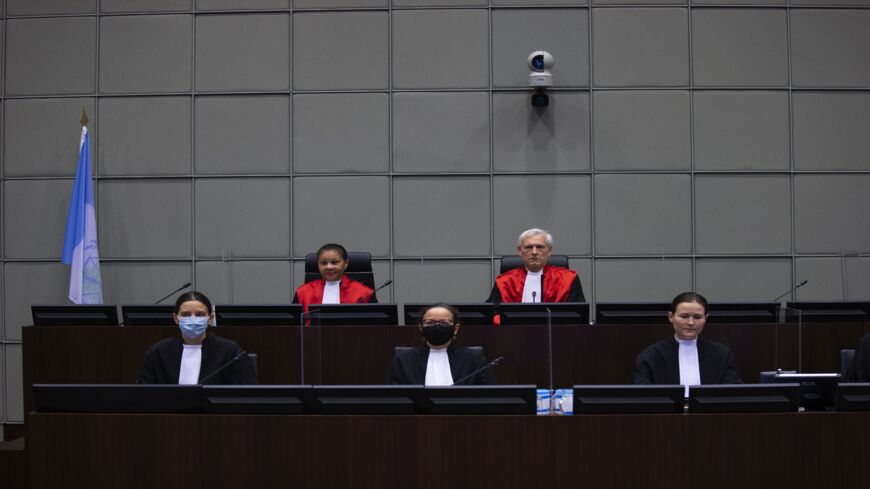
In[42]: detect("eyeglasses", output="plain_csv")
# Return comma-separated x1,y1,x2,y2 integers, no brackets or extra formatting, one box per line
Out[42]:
421,320,455,328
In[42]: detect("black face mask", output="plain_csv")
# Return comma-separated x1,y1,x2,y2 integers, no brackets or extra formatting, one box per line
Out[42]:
421,323,455,346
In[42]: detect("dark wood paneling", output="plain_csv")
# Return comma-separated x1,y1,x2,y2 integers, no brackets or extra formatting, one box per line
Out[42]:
27,411,870,489
0,436,26,489
22,323,869,415
554,411,870,488
799,322,867,373
1,423,25,441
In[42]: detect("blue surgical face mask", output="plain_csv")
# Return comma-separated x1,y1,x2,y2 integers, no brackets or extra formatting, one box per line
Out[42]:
179,316,209,339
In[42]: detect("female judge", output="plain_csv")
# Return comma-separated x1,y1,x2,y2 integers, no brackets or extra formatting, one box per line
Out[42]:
135,291,256,384
293,243,376,313
632,292,741,392
385,303,497,385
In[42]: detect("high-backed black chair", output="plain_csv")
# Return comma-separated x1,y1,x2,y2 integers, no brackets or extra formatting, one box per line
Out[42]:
394,346,483,355
304,252,376,290
499,255,569,274
841,349,856,376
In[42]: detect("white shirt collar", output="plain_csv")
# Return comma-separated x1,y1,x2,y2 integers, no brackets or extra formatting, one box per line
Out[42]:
675,336,697,347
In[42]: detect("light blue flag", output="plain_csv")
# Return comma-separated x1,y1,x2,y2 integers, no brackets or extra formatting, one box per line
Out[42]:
61,124,103,304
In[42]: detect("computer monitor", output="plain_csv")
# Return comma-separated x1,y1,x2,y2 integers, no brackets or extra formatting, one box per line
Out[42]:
784,301,870,323
202,385,314,414
835,383,870,412
214,304,303,326
706,302,779,324
403,303,494,326
498,302,589,325
573,385,685,414
688,384,801,413
759,372,840,411
31,305,118,326
307,304,399,326
419,385,536,415
311,385,423,414
594,303,671,325
33,384,202,413
121,305,175,326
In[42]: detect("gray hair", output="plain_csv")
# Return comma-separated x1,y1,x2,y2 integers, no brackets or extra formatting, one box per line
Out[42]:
517,228,553,247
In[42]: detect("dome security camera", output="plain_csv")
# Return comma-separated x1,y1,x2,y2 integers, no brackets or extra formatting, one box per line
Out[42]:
527,51,554,107
527,51,554,87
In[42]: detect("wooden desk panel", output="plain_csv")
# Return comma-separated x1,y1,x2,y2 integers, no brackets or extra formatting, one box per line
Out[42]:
26,411,870,489
22,323,869,415
554,411,870,488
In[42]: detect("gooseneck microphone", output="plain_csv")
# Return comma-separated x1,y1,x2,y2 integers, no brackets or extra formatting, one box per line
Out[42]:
155,282,192,304
772,279,809,302
357,280,394,303
199,350,248,384
452,356,504,386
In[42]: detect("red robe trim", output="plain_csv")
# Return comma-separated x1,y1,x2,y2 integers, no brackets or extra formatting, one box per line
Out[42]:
295,275,374,316
492,265,578,325
495,265,578,303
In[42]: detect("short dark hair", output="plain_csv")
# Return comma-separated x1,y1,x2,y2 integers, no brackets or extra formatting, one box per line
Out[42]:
669,292,708,315
317,243,348,262
174,291,213,314
417,303,460,325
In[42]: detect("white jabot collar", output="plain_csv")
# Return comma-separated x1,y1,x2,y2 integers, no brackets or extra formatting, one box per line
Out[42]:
179,343,203,385
675,335,700,397
322,279,341,304
522,269,543,303
425,348,453,386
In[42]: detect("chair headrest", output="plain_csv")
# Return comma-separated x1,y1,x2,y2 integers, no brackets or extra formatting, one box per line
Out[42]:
499,255,569,274
305,252,373,274
394,345,483,354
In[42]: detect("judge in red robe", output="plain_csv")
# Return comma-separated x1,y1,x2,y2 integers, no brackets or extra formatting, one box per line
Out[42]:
293,244,376,316
487,229,584,321
488,264,583,304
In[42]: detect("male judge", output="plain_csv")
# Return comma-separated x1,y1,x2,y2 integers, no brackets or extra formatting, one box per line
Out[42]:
486,228,584,306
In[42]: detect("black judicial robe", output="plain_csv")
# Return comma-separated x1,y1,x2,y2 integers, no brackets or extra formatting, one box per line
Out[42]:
135,334,257,385
844,333,870,382
632,337,742,385
385,345,497,385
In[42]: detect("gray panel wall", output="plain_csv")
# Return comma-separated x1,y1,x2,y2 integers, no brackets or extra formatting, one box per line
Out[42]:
2,2,870,425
